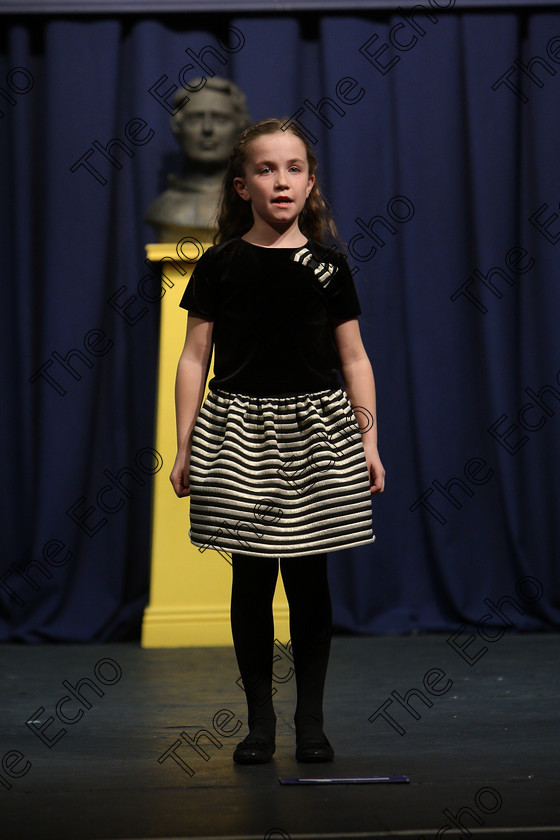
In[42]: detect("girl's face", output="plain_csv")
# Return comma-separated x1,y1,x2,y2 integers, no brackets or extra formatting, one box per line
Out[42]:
233,131,315,234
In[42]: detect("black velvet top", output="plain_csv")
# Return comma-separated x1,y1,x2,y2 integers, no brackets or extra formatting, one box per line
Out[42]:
179,237,362,397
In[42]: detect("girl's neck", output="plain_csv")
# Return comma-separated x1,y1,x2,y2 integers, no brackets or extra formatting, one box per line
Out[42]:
241,222,307,249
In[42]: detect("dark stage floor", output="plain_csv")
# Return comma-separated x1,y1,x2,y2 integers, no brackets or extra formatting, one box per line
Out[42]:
1,634,559,840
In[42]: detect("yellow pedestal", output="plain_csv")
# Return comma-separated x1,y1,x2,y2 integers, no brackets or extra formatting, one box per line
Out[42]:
141,238,290,647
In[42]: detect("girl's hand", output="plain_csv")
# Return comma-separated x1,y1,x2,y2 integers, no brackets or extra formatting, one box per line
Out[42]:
363,443,385,495
170,445,191,498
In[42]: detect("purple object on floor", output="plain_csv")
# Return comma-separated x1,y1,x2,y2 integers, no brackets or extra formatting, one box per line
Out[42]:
279,775,410,784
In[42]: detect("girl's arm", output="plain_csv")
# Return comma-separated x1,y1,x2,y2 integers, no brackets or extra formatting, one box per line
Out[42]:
169,313,214,497
333,318,385,495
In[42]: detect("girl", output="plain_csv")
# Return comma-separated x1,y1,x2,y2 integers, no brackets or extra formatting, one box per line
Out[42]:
170,118,385,765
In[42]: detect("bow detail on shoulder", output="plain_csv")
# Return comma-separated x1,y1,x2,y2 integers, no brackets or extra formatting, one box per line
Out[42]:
290,246,338,289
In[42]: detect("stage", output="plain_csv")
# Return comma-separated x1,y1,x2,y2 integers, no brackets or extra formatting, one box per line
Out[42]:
2,634,558,839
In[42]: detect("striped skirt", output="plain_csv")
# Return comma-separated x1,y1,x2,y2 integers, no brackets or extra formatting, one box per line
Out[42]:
187,386,376,558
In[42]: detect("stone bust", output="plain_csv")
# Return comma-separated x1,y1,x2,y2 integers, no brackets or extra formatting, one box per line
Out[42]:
145,77,251,241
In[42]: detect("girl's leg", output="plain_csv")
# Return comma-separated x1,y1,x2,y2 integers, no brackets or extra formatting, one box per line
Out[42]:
230,551,279,742
280,552,332,743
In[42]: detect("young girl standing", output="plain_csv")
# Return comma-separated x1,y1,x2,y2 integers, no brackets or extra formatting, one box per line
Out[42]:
170,118,385,765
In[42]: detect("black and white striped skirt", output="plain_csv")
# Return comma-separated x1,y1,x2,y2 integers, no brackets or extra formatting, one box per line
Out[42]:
187,386,376,558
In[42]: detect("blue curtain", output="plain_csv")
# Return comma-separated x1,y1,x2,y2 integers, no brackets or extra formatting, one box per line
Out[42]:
2,9,559,641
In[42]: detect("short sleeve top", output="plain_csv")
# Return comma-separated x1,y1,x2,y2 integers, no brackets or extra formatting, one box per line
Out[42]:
179,236,362,397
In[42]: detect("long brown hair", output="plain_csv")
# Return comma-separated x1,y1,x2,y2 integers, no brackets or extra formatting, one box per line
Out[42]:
214,118,343,248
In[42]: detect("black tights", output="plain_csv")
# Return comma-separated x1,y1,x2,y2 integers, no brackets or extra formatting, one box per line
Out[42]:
230,551,332,743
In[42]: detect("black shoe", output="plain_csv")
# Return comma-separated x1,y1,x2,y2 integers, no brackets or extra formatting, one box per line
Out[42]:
233,733,276,764
295,734,334,762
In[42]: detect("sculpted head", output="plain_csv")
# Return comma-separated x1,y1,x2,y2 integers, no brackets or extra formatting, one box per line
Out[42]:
171,77,251,170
